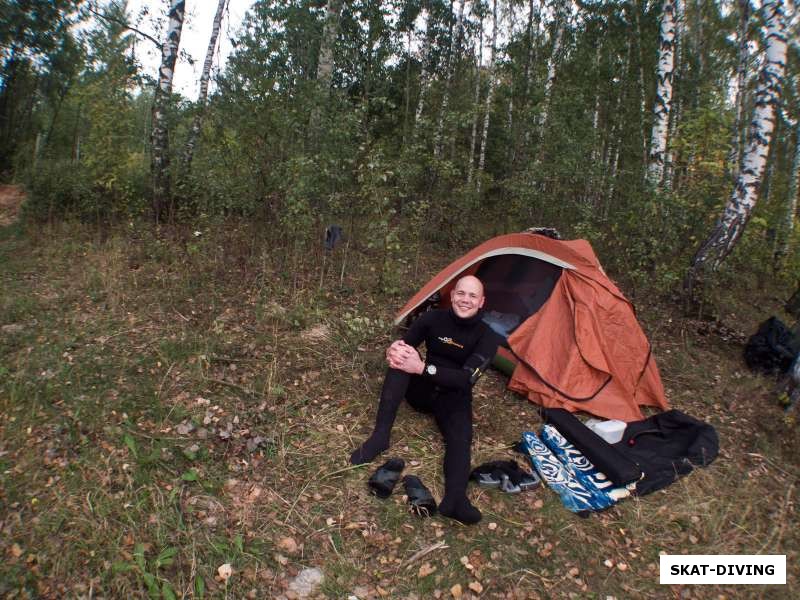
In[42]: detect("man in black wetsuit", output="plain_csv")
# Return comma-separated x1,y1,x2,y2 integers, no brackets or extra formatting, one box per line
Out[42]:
349,275,501,524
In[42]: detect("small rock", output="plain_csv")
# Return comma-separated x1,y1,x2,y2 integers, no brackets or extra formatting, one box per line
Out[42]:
487,522,497,531
287,568,324,599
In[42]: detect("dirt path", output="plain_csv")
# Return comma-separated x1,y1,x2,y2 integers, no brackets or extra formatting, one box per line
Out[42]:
0,184,26,226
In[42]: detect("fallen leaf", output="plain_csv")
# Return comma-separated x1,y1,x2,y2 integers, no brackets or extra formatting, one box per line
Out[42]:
604,559,614,568
617,562,628,572
450,583,462,598
218,563,232,581
11,543,23,558
468,581,483,594
568,567,580,577
277,537,299,555
487,522,497,531
418,563,436,578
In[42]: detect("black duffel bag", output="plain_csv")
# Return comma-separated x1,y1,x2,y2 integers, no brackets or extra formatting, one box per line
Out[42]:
744,317,800,375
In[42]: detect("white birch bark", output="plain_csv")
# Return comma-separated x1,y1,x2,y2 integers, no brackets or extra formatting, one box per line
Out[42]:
467,11,484,184
151,0,185,222
183,0,226,173
317,0,343,87
663,0,683,192
646,0,676,187
309,0,343,138
413,10,434,139
687,0,788,292
434,0,465,158
539,0,566,132
727,0,750,182
476,0,498,194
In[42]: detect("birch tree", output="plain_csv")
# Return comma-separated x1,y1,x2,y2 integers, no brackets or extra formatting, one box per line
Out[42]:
433,0,465,158
539,0,567,133
646,0,676,187
685,0,788,297
413,9,434,140
467,9,484,184
309,0,343,138
182,0,227,173
476,0,498,194
151,0,185,223
727,0,750,182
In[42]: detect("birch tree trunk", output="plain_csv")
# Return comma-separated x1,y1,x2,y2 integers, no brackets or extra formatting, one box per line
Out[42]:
663,0,683,192
182,0,226,173
646,0,676,187
476,0,498,195
685,0,788,298
467,12,484,185
434,0,465,159
727,0,750,182
516,0,541,162
309,0,343,139
539,0,566,134
413,11,434,141
151,0,186,223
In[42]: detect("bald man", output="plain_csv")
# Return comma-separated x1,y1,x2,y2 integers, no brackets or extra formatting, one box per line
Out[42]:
349,276,501,524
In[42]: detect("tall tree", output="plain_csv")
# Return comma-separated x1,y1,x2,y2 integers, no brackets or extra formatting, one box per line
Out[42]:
151,0,185,223
646,0,677,187
476,0,498,194
727,0,750,183
685,0,788,297
433,0,465,158
182,0,228,172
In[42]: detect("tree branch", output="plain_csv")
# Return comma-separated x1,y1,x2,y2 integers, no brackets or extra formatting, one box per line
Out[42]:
86,1,161,49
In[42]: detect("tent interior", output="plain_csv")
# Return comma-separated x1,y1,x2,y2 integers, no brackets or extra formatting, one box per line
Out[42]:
405,253,564,342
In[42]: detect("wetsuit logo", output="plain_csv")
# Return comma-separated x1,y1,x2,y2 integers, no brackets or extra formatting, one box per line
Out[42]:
438,336,464,349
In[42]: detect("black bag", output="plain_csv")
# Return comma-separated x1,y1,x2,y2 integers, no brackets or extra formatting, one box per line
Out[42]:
743,317,800,375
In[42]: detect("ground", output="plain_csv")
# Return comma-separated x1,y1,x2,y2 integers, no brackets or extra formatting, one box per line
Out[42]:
0,200,798,599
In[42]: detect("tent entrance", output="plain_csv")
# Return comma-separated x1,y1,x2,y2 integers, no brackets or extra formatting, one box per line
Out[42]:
476,254,562,339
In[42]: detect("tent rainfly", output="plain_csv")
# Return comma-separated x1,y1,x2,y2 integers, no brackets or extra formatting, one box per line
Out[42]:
395,231,669,422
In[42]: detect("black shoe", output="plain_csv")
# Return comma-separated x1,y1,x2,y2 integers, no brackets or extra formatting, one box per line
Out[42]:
367,458,405,498
402,475,437,517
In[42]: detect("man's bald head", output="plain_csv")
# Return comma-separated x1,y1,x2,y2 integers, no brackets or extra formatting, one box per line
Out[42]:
451,275,485,319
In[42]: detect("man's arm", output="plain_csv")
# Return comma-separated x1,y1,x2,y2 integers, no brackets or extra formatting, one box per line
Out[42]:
391,328,502,391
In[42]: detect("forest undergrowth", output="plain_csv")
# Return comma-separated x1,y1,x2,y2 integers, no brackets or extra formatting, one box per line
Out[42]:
0,218,798,599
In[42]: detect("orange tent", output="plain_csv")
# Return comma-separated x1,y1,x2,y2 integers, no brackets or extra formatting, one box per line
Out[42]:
394,231,668,422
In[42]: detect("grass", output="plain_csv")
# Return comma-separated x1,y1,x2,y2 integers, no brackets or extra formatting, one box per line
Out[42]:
0,219,798,599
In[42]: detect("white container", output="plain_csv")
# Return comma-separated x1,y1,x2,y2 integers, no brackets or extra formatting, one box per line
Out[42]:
584,418,627,444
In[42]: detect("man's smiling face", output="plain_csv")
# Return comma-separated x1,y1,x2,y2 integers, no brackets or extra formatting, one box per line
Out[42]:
450,276,485,319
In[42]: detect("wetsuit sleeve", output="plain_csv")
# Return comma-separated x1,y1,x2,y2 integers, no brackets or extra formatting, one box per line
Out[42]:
402,311,432,347
426,329,502,390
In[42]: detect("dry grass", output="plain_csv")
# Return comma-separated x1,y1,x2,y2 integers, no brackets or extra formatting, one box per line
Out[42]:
0,220,797,599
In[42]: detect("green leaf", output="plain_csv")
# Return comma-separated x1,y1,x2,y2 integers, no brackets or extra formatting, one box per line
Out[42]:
112,561,134,573
155,546,177,569
124,433,138,458
142,572,159,598
161,581,177,600
181,469,198,482
194,576,205,599
133,543,147,572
